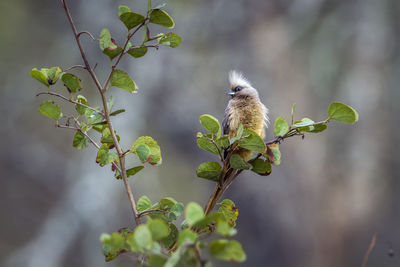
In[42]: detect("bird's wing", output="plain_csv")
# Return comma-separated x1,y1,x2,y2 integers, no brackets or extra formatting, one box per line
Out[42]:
222,106,230,135
222,106,231,159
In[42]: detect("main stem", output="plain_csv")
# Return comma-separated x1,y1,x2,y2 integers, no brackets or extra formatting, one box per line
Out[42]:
61,0,140,225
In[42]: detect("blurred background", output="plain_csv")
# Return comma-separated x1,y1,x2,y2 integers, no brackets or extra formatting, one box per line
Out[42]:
1,0,399,266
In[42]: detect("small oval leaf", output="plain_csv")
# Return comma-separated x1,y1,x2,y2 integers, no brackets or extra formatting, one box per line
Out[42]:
110,69,138,93
199,114,221,134
158,32,182,48
274,116,289,137
149,9,175,28
38,101,62,120
196,161,222,181
328,102,359,124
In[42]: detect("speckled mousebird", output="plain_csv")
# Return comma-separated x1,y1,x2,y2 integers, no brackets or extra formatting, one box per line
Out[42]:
222,70,269,160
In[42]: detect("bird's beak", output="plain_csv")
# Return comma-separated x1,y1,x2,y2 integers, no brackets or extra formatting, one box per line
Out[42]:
226,88,235,96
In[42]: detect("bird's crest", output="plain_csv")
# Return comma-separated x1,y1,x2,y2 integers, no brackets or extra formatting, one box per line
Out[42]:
229,70,252,88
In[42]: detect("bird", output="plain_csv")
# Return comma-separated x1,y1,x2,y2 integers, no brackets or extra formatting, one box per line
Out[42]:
222,70,269,160
204,71,269,215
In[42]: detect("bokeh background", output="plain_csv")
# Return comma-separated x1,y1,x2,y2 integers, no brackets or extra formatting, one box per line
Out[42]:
1,0,399,266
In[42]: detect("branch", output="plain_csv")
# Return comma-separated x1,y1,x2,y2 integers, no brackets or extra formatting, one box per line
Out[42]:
36,92,102,115
61,0,140,226
362,233,376,267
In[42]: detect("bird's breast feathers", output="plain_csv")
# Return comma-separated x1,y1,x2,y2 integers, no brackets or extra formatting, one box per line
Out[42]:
225,98,268,139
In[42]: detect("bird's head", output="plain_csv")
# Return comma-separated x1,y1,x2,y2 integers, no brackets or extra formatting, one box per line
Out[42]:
227,70,259,99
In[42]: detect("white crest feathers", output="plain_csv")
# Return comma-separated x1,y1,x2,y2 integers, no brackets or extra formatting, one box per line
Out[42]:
229,70,252,88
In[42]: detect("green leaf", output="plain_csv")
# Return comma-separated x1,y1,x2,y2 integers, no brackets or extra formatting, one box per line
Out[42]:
149,9,175,28
137,196,152,212
127,47,148,58
96,144,118,166
164,249,181,267
199,114,221,135
274,116,289,137
215,219,237,237
250,158,271,175
196,161,222,182
72,131,89,149
216,135,230,149
103,46,123,60
158,32,182,48
30,68,50,87
135,144,151,163
116,166,144,179
293,118,314,128
127,166,144,177
132,136,162,165
47,67,62,84
110,109,126,116
266,144,281,165
61,73,82,93
75,95,88,115
170,202,184,217
236,124,244,139
119,10,145,30
154,3,167,9
310,123,327,133
134,225,153,250
185,202,205,226
85,109,104,125
177,229,198,247
101,232,126,262
99,28,112,51
209,240,246,262
197,137,220,155
238,129,266,153
229,154,251,170
147,254,167,267
38,101,62,120
159,197,177,210
160,223,179,249
218,199,238,227
291,103,296,125
110,69,137,93
118,5,131,16
148,219,170,240
328,102,359,124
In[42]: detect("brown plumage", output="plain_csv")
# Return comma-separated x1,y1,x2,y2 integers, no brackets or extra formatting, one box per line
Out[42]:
222,71,269,160
204,71,269,215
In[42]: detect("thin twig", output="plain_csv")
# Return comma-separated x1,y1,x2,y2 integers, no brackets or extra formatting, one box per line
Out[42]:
61,0,140,225
210,138,224,162
65,64,86,71
362,233,376,267
77,31,96,40
36,92,102,115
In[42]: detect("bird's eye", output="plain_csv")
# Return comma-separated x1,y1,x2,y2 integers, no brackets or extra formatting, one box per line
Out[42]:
235,86,243,92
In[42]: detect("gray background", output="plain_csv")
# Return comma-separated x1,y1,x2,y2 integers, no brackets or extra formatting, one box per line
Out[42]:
1,0,399,266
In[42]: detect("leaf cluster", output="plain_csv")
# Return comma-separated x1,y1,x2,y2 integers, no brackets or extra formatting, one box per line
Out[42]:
101,197,246,266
